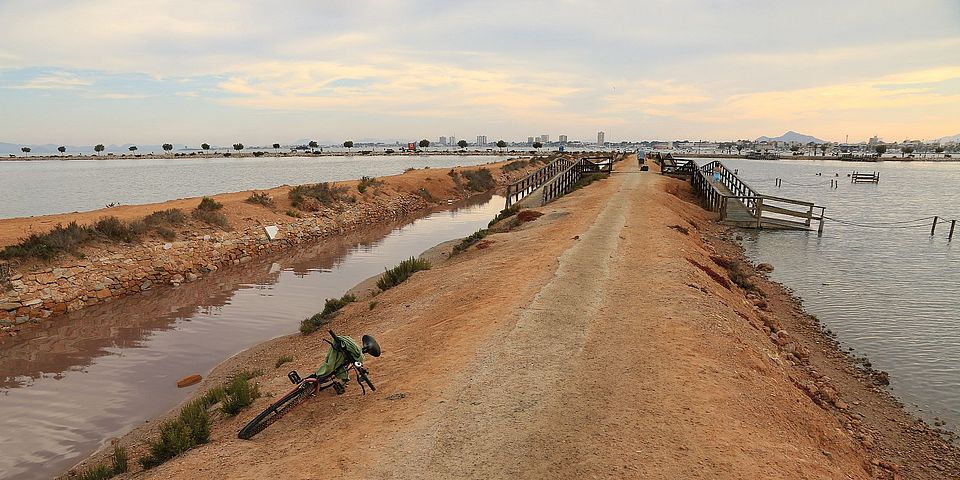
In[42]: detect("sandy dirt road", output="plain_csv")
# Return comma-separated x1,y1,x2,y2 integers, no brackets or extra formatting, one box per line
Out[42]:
134,158,876,479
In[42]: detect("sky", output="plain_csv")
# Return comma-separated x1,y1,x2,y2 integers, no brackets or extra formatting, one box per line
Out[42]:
0,0,958,146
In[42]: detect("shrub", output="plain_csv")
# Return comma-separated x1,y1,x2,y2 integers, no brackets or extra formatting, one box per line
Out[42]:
112,445,128,474
461,168,495,191
502,160,529,172
289,183,350,209
488,206,521,227
245,192,274,207
94,216,142,242
221,375,261,415
196,197,223,211
143,209,187,227
369,300,379,310
452,229,488,255
75,464,114,480
275,355,293,368
300,294,356,334
192,209,230,230
416,187,435,202
0,222,94,260
139,420,195,469
357,176,383,193
377,257,431,291
285,209,303,218
156,226,176,241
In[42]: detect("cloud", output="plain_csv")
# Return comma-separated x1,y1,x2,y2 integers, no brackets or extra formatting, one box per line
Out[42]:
7,71,91,90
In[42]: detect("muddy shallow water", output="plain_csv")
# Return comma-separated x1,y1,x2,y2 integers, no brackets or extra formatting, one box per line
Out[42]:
0,193,504,480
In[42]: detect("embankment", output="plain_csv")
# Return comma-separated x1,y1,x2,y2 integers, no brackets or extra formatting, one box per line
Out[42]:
0,158,545,330
72,157,959,479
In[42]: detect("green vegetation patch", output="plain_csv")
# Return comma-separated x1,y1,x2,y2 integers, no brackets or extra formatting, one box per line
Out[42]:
377,257,431,291
275,355,293,368
300,294,357,334
357,176,384,193
488,205,521,228
245,192,274,207
139,369,261,469
452,229,489,255
289,182,351,210
461,168,495,191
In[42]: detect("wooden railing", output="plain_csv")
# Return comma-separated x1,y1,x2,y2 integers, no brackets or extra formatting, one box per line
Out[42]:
505,156,571,208
851,171,880,183
541,158,611,204
690,160,824,230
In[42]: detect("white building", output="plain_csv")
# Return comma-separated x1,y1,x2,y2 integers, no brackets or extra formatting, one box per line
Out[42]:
598,131,606,145
439,136,447,146
539,134,550,143
476,135,487,146
559,135,568,144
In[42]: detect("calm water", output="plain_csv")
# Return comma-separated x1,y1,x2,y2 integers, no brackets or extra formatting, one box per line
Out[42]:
717,158,960,432
0,193,504,480
0,155,508,219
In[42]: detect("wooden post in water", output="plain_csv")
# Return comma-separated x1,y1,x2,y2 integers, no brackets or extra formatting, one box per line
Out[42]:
931,216,939,236
818,213,825,237
755,197,764,229
949,220,956,241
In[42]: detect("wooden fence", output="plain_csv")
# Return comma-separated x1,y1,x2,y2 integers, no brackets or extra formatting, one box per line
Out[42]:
505,157,572,208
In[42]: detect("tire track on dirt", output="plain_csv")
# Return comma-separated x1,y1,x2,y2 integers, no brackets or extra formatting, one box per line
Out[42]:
379,165,640,478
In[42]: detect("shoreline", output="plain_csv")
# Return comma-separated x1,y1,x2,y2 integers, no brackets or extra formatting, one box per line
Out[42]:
1,150,570,163
0,156,551,331
65,158,959,479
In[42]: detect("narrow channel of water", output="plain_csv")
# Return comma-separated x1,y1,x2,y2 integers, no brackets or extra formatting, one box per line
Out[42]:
0,155,509,219
711,158,960,434
0,193,503,480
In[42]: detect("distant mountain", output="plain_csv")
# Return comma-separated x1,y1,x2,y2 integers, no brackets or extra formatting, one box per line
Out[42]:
755,131,825,144
939,133,960,144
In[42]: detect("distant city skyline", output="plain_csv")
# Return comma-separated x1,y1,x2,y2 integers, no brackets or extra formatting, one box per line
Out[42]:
0,1,958,144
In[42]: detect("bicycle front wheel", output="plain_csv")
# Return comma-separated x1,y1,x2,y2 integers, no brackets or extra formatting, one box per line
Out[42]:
238,384,313,439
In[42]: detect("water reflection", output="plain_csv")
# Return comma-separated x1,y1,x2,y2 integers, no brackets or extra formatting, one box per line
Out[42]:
0,193,501,480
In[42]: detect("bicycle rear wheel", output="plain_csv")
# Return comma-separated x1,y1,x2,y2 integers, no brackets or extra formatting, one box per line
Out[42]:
237,384,313,439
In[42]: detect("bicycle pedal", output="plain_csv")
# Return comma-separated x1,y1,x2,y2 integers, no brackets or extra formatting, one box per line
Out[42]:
288,371,302,385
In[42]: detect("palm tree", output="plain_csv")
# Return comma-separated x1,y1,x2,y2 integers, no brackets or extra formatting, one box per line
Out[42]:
129,145,138,153
273,143,280,153
201,143,211,154
533,141,543,152
58,146,66,156
418,139,430,151
343,141,353,153
94,144,105,156
308,140,319,150
496,140,507,153
233,143,244,153
162,143,174,155
457,140,468,151
20,147,31,156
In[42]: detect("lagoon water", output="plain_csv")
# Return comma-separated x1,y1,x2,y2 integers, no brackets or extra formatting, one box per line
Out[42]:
716,158,960,434
0,155,509,219
0,194,505,480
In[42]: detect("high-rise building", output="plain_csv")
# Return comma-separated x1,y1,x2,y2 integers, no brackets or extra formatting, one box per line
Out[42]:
539,134,550,143
476,135,487,146
450,135,456,145
559,135,568,144
527,136,535,144
598,131,606,145
439,136,447,146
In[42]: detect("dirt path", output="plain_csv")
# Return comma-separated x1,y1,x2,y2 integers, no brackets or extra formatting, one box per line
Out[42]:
124,158,922,479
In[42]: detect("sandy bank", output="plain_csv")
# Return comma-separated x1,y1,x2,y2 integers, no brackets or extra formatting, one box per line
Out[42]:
0,157,547,330
67,156,960,479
